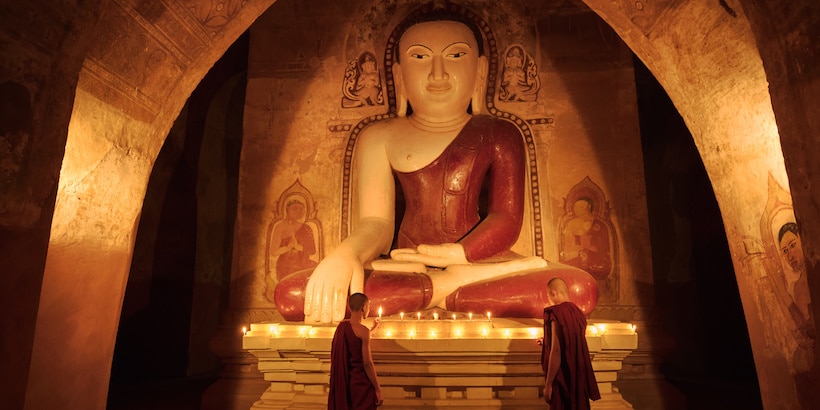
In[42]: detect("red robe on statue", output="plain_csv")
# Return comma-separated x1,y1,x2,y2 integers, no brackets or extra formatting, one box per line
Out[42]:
328,321,377,410
274,115,599,320
542,302,601,410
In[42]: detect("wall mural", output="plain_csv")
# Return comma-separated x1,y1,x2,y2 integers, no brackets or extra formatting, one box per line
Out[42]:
743,174,816,375
559,177,618,302
498,44,540,102
264,179,322,304
342,51,385,107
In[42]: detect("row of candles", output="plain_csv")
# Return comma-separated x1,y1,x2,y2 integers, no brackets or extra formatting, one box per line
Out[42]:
241,307,636,340
377,306,492,322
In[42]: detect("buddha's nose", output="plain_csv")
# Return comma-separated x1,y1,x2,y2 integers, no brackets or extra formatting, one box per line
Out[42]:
428,55,449,82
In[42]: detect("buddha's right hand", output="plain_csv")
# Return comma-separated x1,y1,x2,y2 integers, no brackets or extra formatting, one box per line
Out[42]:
304,252,363,323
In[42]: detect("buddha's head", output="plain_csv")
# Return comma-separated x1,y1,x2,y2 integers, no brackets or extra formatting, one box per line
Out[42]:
778,222,806,274
392,7,488,118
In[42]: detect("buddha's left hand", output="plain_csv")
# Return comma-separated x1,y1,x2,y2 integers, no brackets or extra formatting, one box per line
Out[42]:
390,243,469,268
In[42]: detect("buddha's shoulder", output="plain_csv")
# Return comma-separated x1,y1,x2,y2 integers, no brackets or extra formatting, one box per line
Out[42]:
358,117,409,139
474,114,521,131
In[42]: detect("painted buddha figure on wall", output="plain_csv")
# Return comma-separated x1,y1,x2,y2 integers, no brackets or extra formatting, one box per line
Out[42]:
275,3,598,323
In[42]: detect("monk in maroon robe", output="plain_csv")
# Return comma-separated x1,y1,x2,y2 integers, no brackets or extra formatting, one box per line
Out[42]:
541,278,600,409
328,293,383,409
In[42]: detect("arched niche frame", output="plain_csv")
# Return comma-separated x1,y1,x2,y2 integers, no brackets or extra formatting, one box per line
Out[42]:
264,179,323,293
339,1,546,258
558,176,619,302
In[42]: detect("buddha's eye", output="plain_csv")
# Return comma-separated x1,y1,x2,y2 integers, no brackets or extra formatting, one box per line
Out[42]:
448,51,467,58
409,53,429,60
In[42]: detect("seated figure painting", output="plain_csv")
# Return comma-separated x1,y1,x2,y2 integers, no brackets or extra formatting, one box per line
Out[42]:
275,2,598,323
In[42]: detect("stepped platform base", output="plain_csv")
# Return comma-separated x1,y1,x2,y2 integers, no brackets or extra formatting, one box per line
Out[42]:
243,315,637,409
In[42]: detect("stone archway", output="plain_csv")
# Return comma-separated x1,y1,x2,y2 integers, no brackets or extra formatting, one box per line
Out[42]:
6,0,816,409
22,1,278,409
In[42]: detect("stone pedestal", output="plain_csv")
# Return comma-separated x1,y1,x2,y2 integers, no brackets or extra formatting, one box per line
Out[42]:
243,316,636,409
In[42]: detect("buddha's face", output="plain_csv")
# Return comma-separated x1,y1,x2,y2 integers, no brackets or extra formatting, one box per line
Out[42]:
286,201,305,220
573,199,591,217
397,20,482,119
779,230,805,273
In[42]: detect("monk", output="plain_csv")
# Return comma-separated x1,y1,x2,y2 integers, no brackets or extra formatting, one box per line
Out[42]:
275,5,598,323
328,293,383,409
541,278,600,409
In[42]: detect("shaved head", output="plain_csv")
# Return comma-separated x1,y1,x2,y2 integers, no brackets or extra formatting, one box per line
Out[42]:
548,277,568,294
348,293,369,312
547,278,570,305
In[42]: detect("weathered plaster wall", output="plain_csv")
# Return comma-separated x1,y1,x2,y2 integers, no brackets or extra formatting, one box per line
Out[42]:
14,1,276,408
0,1,106,408
583,0,818,407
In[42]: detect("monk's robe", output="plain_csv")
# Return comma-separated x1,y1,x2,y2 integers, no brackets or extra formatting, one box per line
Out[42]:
328,321,377,410
542,302,601,410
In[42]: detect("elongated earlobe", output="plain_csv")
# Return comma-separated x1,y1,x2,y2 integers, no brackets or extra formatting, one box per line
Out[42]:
470,56,489,114
393,63,408,117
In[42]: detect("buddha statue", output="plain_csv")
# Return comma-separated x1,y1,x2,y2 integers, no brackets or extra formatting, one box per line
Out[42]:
275,4,598,323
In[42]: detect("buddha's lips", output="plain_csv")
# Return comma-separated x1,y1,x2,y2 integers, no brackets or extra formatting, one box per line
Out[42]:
426,84,452,93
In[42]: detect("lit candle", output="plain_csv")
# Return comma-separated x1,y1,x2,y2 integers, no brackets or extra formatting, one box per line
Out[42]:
242,326,247,335
378,306,383,318
433,312,438,321
417,312,421,321
630,324,637,334
400,312,405,320
487,311,492,322
452,314,457,321
469,312,473,321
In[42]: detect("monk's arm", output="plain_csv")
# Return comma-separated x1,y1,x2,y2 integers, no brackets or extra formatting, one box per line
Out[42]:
360,331,383,397
545,320,562,390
